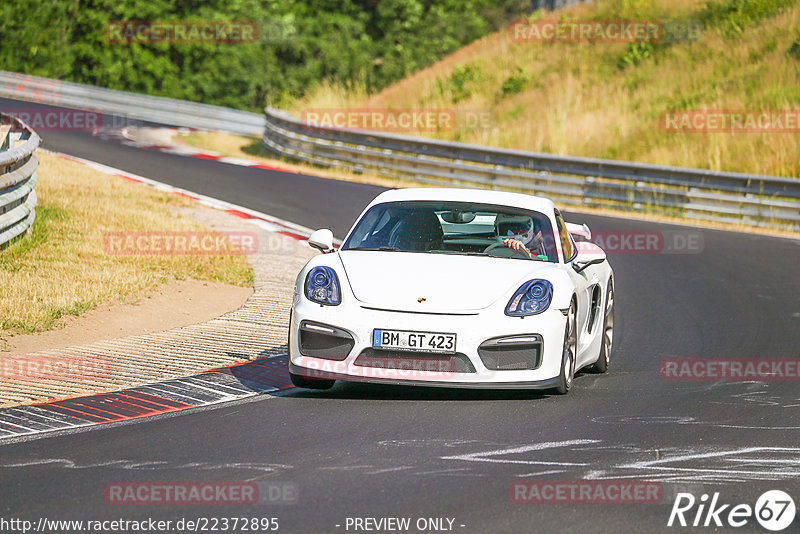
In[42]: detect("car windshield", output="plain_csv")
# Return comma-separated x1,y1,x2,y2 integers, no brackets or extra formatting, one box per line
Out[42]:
341,201,558,262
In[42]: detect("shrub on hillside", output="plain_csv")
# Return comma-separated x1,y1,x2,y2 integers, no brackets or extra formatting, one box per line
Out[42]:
699,0,797,37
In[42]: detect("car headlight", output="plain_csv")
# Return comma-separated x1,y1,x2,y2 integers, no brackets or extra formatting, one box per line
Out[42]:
305,266,341,306
505,279,553,317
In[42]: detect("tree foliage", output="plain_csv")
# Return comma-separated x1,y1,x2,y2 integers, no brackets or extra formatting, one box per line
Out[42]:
0,0,528,110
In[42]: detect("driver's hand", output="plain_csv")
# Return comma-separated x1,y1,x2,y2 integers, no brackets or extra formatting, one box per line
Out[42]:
504,238,531,257
529,230,544,255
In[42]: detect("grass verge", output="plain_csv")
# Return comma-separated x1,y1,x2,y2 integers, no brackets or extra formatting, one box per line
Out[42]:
0,152,253,334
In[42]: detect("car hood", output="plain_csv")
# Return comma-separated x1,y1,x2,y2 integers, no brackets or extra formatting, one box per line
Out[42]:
338,251,558,313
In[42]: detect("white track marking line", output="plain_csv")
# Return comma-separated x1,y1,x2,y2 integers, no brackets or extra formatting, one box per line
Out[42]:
441,439,600,466
619,446,800,468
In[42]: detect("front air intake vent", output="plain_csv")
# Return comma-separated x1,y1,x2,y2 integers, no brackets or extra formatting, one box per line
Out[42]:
478,335,543,371
298,321,354,360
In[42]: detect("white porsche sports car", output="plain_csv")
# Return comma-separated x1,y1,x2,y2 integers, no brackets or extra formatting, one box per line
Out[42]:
288,188,613,394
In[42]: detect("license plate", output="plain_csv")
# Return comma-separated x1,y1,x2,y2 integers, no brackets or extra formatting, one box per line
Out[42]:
372,329,456,354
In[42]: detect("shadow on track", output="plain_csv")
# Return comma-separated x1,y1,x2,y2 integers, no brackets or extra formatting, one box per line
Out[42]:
274,375,596,402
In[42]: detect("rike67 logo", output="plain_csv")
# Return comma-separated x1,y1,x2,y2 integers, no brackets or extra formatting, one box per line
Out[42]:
668,490,796,531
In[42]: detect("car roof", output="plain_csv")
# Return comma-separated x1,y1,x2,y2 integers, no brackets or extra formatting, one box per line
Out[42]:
366,188,557,214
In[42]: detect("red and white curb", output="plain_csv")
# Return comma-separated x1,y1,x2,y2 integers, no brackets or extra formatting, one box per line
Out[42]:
0,356,293,442
113,126,300,174
0,151,332,441
43,148,322,243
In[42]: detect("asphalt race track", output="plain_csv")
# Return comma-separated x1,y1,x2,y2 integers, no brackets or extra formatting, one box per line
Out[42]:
0,98,383,237
1,97,800,533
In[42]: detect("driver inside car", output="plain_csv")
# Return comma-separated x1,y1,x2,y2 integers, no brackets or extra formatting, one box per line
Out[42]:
496,214,545,259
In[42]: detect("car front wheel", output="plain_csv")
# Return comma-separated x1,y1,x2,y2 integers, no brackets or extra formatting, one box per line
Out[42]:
590,278,614,373
553,299,577,395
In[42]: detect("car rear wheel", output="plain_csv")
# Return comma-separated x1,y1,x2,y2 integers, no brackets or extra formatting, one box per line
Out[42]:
553,299,577,395
289,372,335,390
590,278,614,373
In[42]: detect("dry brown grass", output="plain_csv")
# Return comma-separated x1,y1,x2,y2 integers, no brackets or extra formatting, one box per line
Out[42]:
300,0,800,177
0,152,253,334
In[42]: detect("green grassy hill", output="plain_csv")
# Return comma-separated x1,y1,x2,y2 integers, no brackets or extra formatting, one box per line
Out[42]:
296,0,800,177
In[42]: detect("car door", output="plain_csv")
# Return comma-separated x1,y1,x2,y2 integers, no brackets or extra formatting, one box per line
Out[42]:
555,211,595,365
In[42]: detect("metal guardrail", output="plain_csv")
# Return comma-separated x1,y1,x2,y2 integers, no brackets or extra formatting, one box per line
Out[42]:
0,114,40,248
530,0,593,11
261,107,800,231
0,71,265,136
1,71,797,231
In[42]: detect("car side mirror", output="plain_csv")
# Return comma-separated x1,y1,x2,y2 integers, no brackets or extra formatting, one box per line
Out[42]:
307,229,334,253
572,248,606,273
566,222,591,241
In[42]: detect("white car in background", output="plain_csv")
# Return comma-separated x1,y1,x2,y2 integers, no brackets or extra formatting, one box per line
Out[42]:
288,188,614,394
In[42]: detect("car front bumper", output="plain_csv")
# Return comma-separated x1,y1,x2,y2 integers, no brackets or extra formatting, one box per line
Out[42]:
289,297,568,389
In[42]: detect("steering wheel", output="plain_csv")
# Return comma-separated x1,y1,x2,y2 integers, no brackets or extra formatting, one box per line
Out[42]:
483,240,529,257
